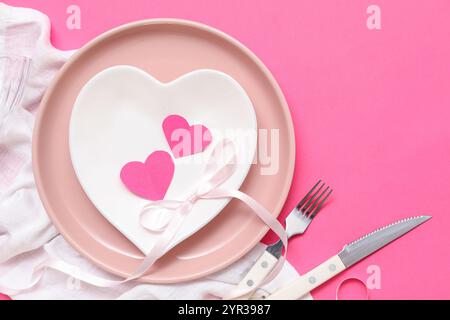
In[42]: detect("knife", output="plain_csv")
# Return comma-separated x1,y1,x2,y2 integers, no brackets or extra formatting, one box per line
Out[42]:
229,180,332,300
266,215,431,300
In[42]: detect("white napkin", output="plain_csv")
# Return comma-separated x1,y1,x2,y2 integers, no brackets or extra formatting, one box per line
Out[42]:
0,3,311,300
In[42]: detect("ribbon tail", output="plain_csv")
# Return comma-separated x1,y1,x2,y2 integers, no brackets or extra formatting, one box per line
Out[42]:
0,259,48,296
129,208,187,279
203,188,288,299
0,256,125,295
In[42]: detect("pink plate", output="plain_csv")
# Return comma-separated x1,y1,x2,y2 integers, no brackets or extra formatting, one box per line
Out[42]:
32,19,295,283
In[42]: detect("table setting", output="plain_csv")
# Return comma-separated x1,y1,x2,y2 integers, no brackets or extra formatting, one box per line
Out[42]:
1,1,449,300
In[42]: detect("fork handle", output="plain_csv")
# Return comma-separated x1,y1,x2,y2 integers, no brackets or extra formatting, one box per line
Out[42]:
266,255,346,300
231,250,279,300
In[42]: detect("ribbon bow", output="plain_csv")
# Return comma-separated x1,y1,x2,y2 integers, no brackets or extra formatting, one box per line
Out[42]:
133,139,288,297
139,139,239,233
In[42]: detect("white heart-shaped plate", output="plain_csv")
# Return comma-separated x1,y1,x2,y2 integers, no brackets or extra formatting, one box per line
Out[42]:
69,66,257,255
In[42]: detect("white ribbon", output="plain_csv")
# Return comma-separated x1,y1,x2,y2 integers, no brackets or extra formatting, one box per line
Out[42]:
1,139,288,299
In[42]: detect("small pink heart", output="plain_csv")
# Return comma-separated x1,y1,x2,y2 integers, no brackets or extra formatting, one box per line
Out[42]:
120,151,174,201
163,115,212,158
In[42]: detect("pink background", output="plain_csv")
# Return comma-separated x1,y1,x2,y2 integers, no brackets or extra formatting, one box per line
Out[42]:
4,0,450,299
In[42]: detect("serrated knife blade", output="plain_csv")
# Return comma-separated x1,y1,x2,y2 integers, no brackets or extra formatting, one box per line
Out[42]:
267,215,431,300
338,215,431,267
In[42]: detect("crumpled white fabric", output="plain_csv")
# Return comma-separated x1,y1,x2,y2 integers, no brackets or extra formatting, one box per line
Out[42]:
0,3,310,300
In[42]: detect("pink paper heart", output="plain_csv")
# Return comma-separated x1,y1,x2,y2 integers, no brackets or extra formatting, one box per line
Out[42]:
120,151,174,201
163,115,212,158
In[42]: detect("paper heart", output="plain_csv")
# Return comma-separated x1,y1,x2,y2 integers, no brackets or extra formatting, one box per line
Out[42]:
163,115,212,158
120,151,174,201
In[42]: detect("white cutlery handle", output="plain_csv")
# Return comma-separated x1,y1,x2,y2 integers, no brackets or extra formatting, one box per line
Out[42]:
267,255,346,300
232,250,279,300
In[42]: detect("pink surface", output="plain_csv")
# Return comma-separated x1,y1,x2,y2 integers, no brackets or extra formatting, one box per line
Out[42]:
121,150,174,201
5,0,450,299
163,115,212,158
0,293,11,300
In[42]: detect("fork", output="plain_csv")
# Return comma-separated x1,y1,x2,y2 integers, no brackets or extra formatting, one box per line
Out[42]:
232,180,332,299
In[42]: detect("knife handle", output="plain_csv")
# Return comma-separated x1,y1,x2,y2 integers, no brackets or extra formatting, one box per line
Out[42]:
231,250,279,300
266,255,346,300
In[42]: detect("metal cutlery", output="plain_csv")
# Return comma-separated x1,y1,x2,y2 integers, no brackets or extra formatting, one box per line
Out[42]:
232,180,332,299
266,215,431,299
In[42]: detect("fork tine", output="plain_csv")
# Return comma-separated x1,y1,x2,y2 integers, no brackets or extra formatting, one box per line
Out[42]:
295,180,322,210
305,186,330,215
300,182,325,213
308,187,332,220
